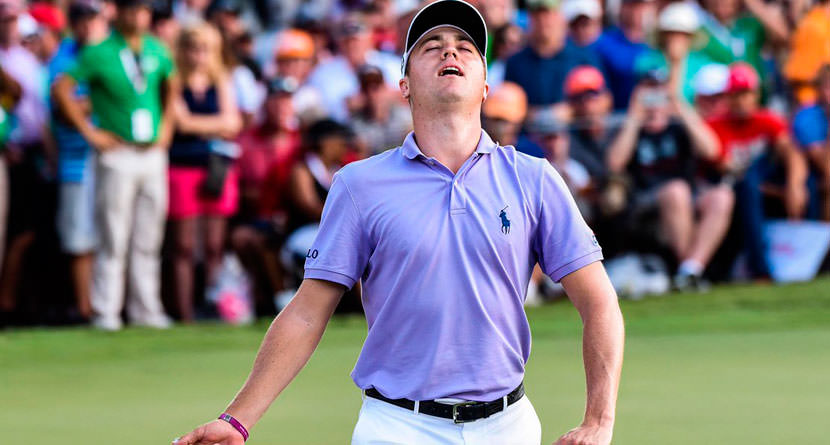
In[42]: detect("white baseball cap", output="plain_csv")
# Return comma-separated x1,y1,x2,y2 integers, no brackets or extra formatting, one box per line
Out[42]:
657,2,699,34
401,0,487,76
693,63,730,97
561,0,601,23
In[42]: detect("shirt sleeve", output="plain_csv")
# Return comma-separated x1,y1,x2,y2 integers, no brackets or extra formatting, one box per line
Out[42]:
533,161,603,282
792,108,827,149
303,172,372,289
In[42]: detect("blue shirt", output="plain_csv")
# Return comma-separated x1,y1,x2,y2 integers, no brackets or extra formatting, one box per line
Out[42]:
792,104,828,150
504,42,604,106
49,39,93,183
304,130,602,401
594,27,652,110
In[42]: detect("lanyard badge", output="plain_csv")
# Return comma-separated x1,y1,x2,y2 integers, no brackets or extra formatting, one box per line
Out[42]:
119,47,147,94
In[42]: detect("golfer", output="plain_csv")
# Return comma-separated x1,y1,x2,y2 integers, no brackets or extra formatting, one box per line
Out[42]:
174,1,623,444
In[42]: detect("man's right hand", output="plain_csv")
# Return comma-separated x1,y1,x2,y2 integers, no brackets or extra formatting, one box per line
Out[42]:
173,419,245,445
84,128,121,152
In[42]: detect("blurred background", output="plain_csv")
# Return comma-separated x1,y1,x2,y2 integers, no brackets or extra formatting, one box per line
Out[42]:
0,0,828,443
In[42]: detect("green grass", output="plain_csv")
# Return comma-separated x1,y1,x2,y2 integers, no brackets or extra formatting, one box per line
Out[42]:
2,277,829,444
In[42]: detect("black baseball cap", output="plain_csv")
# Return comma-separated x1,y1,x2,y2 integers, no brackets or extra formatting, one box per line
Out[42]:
401,0,487,76
68,0,102,22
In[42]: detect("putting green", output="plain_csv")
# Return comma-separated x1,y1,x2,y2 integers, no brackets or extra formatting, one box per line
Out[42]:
2,277,828,444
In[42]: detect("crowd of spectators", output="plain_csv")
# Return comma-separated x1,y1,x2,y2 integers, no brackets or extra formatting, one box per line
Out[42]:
0,0,828,329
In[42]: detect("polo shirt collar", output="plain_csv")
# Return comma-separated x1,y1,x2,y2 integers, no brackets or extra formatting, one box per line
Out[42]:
401,129,497,160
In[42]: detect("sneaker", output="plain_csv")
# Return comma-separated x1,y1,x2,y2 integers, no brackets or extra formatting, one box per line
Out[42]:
132,315,173,329
673,273,711,293
91,316,123,332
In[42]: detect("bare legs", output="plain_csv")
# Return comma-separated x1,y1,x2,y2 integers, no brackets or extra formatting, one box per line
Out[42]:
69,253,94,318
172,216,227,323
657,179,734,274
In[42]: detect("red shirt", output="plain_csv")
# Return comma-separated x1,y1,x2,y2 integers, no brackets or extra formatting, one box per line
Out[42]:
236,126,301,218
706,110,788,173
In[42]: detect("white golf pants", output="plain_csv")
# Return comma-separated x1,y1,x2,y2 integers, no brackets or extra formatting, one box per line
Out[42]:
91,146,168,326
351,394,542,444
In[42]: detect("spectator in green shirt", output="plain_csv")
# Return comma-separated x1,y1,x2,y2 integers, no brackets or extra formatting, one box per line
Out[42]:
697,0,790,98
53,0,177,331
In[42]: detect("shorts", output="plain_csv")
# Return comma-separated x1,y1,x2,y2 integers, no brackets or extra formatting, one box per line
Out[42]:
168,165,239,219
352,393,542,445
631,178,697,216
57,174,98,254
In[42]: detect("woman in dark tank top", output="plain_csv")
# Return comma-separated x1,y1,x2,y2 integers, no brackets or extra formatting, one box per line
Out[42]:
169,23,242,322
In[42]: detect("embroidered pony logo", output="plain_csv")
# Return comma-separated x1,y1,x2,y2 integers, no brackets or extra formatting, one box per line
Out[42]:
499,206,511,234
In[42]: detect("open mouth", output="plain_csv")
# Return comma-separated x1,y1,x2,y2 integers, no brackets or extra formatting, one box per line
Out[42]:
439,65,464,77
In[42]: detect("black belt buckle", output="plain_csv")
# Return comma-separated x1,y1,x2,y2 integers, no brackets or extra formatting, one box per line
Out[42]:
451,401,478,424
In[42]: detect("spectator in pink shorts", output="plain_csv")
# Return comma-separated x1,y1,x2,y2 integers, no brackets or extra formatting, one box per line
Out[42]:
169,23,242,322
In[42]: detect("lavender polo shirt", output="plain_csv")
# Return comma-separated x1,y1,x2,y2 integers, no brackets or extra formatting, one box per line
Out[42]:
304,130,602,402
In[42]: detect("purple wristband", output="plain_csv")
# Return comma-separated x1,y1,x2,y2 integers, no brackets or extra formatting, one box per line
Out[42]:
218,413,249,442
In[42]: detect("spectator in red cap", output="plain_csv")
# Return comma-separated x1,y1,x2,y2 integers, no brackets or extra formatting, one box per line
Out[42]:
565,65,616,183
24,5,62,63
29,2,65,31
706,62,809,279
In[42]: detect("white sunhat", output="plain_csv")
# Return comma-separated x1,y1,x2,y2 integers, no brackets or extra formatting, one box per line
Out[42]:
657,1,700,34
561,0,602,23
401,0,488,77
693,63,730,97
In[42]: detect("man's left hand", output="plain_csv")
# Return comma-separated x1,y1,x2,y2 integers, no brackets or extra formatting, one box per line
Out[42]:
554,423,613,445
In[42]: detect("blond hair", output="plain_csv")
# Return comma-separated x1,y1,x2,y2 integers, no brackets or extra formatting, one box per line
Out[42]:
176,23,226,83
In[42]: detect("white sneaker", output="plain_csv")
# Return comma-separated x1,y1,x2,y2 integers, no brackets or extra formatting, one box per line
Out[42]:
91,316,123,332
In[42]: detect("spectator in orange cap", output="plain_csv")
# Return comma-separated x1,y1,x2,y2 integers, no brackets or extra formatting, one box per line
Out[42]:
273,28,325,122
565,65,616,183
482,81,527,147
